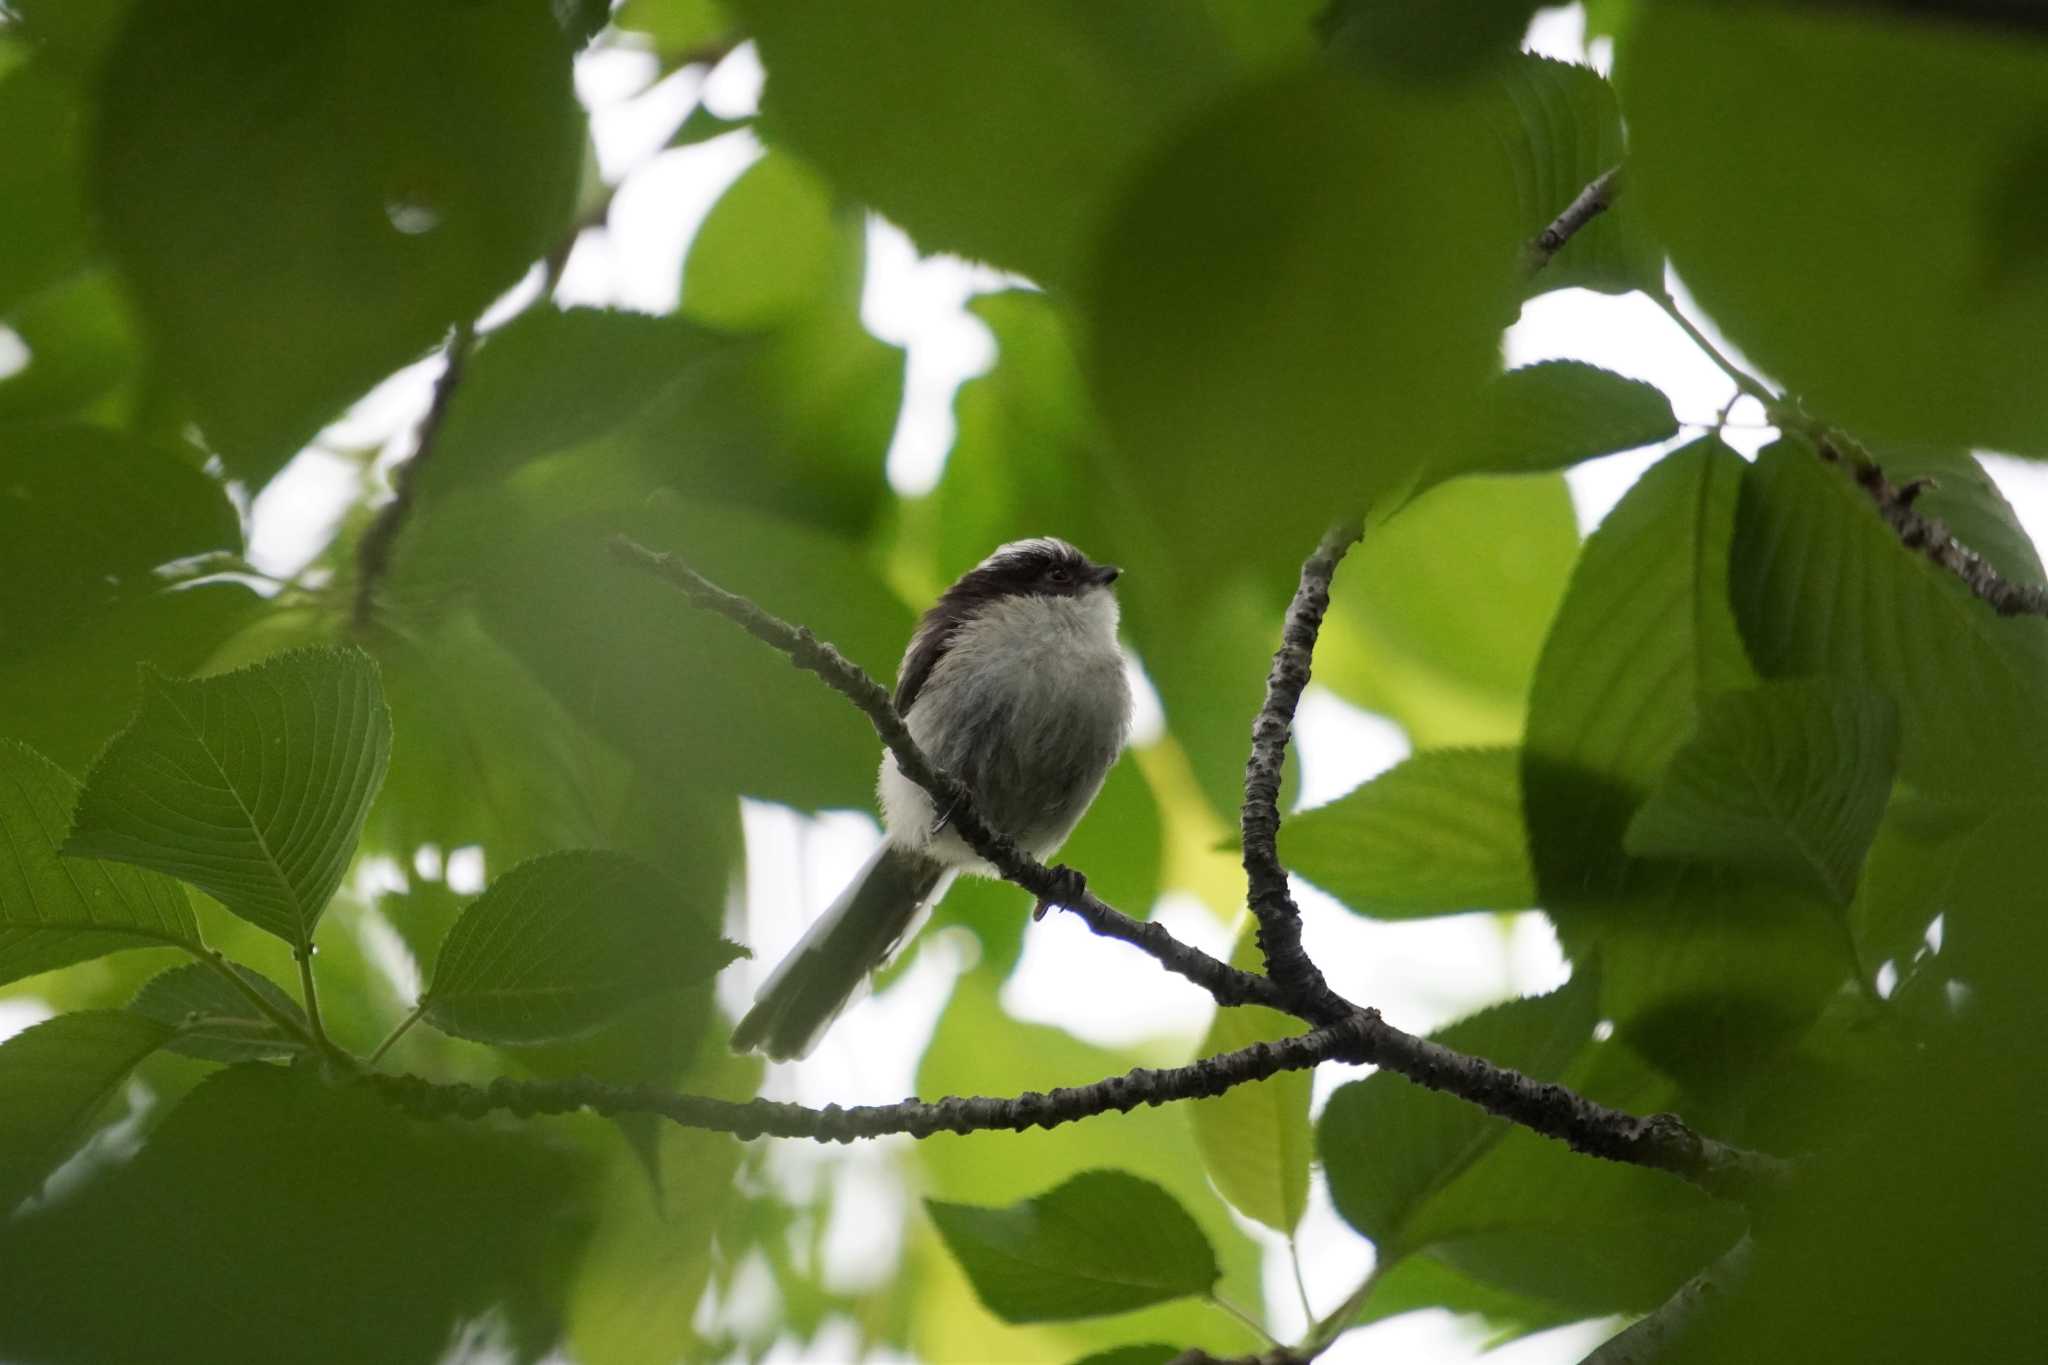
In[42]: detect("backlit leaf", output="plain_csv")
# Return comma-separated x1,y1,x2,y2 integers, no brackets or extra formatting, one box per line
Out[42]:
0,740,201,989
927,1169,1220,1323
65,647,392,950
421,850,744,1046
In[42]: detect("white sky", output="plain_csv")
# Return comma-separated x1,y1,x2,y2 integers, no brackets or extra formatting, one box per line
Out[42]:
17,5,2048,1362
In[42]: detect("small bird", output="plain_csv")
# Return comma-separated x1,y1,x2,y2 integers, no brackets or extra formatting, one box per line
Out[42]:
732,537,1132,1059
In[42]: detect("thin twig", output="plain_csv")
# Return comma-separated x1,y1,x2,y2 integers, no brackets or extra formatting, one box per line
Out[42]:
367,1001,427,1067
1241,523,1362,1023
351,321,476,630
364,1014,1375,1140
1524,164,1624,277
606,534,1288,1011
1577,1235,1754,1365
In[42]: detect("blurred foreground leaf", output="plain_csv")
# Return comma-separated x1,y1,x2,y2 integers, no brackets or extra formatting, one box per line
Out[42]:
0,1009,171,1211
0,1064,594,1364
89,0,582,479
1625,3,2048,452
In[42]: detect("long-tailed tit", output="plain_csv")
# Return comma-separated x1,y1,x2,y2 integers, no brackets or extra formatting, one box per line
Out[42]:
732,537,1131,1059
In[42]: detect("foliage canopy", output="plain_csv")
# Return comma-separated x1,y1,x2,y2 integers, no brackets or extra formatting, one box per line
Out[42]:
1,1,2045,1362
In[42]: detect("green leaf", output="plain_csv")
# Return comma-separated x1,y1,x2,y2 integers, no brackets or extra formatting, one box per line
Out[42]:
1070,1348,1182,1365
0,59,89,313
1880,446,2045,588
0,424,240,662
1523,439,1845,1085
417,307,722,497
1285,748,1533,918
1322,0,1540,83
0,271,144,425
1393,1043,1744,1314
64,646,393,950
0,1009,172,1210
1729,440,2048,799
1085,68,1517,572
1352,1253,1583,1344
1445,361,1679,481
1321,974,1598,1255
1625,679,1899,905
1485,55,1662,299
89,0,583,480
365,611,628,868
408,295,899,555
129,961,307,1062
927,1169,1220,1323
0,740,201,988
916,973,1266,1357
1186,929,1311,1232
1316,474,1581,746
465,495,912,813
0,580,263,776
734,0,1237,289
681,150,847,329
613,0,733,65
1624,3,2048,452
0,1063,591,1364
420,850,744,1046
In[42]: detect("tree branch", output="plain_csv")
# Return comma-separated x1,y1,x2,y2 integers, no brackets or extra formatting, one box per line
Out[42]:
351,320,476,630
602,533,1790,1206
1805,426,2048,618
1524,164,1623,277
1578,1235,1754,1365
606,535,1288,1011
1241,522,1361,1022
365,1014,1374,1139
1648,292,2048,619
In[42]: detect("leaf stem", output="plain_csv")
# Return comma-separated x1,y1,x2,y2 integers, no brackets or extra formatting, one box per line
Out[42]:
1206,1292,1280,1349
1289,1234,1316,1326
294,943,335,1057
1653,291,1776,404
188,945,318,1050
368,1002,427,1068
1297,1260,1384,1360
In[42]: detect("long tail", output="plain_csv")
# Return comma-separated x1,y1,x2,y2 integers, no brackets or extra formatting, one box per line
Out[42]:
731,843,953,1060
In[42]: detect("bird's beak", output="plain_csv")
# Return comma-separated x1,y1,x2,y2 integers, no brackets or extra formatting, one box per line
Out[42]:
1093,564,1122,586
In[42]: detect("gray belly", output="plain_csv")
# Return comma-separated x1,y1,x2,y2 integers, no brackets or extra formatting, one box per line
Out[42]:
915,653,1130,855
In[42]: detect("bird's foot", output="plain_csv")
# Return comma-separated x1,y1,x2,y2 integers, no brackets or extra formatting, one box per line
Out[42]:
1032,865,1088,921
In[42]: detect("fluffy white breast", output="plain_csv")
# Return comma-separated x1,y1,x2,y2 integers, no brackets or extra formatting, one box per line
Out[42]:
878,586,1129,868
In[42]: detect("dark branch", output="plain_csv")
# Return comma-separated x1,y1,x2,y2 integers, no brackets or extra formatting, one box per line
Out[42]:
1578,1235,1754,1365
1355,1023,1787,1203
607,534,1288,1011
351,321,476,630
1808,429,2048,618
1524,165,1623,278
1241,523,1362,1022
364,1014,1374,1140
604,533,1791,1207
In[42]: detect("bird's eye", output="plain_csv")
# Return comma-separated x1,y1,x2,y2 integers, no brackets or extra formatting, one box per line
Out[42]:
1047,566,1072,584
